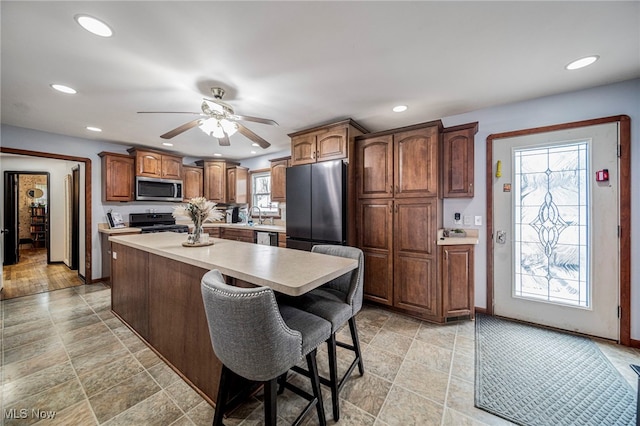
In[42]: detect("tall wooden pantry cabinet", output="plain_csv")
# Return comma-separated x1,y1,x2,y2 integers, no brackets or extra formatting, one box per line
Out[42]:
355,121,443,321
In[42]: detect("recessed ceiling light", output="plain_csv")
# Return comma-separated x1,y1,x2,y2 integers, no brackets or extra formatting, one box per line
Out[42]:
213,153,222,157
252,143,260,147
565,55,599,70
250,151,257,154
74,14,113,37
51,84,77,94
162,142,173,147
86,126,102,132
392,105,408,113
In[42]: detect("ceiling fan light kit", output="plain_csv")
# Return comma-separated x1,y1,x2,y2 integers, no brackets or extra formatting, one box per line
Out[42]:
138,86,276,149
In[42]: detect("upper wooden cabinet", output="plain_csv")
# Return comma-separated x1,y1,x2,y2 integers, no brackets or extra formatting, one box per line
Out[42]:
270,156,290,202
356,122,441,199
182,166,203,200
99,152,134,202
227,166,248,204
289,119,368,166
196,160,243,203
442,122,478,198
127,148,183,180
197,160,227,203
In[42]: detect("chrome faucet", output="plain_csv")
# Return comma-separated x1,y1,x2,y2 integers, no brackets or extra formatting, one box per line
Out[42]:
249,205,263,225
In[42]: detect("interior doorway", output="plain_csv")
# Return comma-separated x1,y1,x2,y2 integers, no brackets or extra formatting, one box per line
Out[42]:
1,152,88,300
3,171,50,265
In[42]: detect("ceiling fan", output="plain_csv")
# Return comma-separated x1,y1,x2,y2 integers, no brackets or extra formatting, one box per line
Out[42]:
138,87,277,148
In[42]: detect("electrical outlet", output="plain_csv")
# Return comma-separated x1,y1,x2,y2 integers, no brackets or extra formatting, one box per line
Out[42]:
475,215,482,226
454,212,461,225
463,215,472,225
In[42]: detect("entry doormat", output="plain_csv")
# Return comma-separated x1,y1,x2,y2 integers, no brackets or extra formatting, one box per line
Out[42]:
475,314,637,425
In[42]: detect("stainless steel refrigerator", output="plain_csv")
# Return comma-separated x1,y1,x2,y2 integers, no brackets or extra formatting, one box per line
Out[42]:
286,160,346,251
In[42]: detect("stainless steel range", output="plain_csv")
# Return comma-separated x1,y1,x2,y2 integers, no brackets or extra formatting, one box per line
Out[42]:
129,213,189,233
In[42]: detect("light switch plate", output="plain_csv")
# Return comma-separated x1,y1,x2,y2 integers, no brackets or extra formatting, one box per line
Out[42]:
112,251,117,260
463,215,472,225
475,215,482,226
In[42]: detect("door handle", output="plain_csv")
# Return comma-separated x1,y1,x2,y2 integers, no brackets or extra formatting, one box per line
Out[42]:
1,229,8,234
496,230,506,244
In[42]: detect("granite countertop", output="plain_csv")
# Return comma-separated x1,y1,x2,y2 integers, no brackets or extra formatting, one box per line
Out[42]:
437,228,479,245
108,232,355,296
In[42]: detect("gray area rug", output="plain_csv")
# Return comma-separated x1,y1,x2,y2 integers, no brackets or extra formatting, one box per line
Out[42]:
475,314,637,425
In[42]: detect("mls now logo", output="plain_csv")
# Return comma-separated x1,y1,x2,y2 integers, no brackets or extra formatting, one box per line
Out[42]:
4,408,56,420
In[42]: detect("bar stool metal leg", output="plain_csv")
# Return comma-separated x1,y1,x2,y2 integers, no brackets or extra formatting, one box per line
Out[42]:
213,365,231,426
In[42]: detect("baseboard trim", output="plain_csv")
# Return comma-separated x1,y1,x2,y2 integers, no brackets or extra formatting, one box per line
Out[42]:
630,339,640,349
475,307,488,315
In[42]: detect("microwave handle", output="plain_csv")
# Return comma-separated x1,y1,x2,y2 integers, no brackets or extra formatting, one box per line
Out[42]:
175,183,182,199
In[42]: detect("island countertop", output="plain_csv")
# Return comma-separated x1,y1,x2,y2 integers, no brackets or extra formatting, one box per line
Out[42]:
109,232,356,296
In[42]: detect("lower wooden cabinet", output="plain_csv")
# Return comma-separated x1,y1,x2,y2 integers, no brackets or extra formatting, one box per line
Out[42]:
440,244,475,319
204,227,221,238
111,243,149,338
219,228,254,243
359,198,441,319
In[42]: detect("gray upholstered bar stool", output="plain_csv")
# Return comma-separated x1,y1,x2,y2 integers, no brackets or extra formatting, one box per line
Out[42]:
201,269,330,426
286,245,365,421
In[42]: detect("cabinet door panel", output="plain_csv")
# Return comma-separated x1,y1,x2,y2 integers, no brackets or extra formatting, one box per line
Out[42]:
270,159,288,202
111,243,149,339
161,156,183,179
358,200,393,305
137,152,162,177
203,162,226,202
442,245,474,318
394,255,437,316
394,126,438,197
356,136,393,198
443,129,474,197
227,168,237,203
104,155,134,201
395,199,436,256
316,126,348,162
291,134,316,165
183,167,203,200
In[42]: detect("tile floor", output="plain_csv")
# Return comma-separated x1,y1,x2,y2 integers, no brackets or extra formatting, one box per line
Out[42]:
1,283,638,425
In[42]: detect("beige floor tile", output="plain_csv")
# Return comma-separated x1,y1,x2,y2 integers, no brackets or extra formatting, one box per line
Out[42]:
165,377,207,412
78,354,145,397
394,359,449,404
88,370,161,423
378,385,444,426
381,314,421,339
33,400,97,426
2,347,69,383
340,370,392,417
3,361,76,406
362,345,404,382
405,338,453,373
369,329,413,358
102,390,183,426
414,324,457,350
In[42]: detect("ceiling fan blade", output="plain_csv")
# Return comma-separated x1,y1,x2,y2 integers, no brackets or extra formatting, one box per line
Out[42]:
160,119,203,139
218,130,231,146
237,124,271,149
138,111,203,115
229,114,278,126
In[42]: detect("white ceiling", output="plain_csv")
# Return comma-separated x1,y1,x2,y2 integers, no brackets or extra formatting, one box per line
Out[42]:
2,1,639,161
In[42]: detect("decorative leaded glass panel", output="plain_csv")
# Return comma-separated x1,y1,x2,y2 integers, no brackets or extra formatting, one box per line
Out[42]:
513,142,589,307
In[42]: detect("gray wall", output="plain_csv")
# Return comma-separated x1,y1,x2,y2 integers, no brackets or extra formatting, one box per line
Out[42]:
1,78,638,338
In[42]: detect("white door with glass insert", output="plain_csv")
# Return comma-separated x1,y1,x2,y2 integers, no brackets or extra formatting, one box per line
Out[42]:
493,123,619,340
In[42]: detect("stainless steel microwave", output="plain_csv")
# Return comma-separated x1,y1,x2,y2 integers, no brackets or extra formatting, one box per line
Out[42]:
135,176,183,202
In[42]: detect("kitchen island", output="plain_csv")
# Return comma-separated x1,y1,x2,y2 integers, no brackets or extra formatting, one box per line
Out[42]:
108,232,357,406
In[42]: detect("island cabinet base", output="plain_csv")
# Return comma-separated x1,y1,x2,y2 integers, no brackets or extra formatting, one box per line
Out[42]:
110,242,251,407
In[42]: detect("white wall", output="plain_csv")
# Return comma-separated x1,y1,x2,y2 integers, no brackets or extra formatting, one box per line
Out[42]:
439,78,640,339
1,78,638,338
